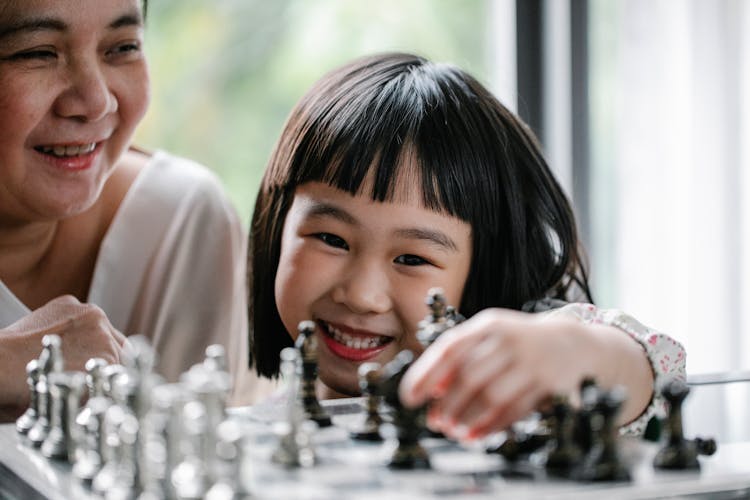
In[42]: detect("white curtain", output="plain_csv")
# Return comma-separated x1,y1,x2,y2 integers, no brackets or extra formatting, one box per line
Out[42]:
589,0,750,377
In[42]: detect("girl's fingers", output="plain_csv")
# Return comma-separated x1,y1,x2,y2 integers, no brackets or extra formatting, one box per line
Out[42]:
399,326,487,406
432,339,512,422
461,384,546,439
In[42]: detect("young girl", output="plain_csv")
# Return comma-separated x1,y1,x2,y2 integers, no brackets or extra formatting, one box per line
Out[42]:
249,52,685,439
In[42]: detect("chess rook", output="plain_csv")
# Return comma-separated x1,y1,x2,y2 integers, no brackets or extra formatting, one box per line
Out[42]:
576,386,631,482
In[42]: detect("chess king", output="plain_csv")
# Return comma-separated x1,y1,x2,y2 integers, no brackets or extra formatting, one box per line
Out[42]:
250,52,685,438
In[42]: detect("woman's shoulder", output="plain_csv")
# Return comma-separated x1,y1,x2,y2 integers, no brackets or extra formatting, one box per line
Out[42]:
116,148,231,213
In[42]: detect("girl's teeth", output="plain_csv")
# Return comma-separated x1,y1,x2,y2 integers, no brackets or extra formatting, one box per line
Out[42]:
327,324,388,350
41,143,96,157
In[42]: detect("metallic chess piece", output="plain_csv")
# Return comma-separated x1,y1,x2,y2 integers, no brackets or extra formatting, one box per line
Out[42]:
85,358,109,398
16,359,41,435
42,371,86,461
350,362,384,441
181,361,231,485
93,403,128,496
171,399,211,500
205,419,247,500
295,320,331,427
204,344,229,374
272,347,317,468
73,396,111,482
28,334,63,447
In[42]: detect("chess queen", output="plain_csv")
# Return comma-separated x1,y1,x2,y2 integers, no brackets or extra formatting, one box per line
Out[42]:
249,52,685,438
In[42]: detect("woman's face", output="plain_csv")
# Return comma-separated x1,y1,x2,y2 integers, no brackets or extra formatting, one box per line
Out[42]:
275,178,473,397
0,0,149,223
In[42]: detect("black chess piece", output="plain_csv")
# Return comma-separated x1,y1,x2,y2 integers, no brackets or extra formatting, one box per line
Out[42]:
295,320,332,428
486,426,552,461
573,377,597,454
544,395,583,477
653,380,717,470
350,362,384,441
576,386,631,482
416,287,463,348
378,350,430,469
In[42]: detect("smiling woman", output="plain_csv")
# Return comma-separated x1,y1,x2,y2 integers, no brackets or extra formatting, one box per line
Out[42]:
0,0,272,421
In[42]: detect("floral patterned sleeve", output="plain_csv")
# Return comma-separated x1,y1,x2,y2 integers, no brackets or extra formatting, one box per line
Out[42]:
542,303,686,435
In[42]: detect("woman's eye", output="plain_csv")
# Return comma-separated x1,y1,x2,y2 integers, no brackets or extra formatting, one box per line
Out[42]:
11,49,57,61
315,233,349,250
394,254,429,266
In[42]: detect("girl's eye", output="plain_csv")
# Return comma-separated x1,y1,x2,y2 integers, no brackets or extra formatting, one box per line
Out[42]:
394,254,429,266
106,41,142,59
315,233,349,250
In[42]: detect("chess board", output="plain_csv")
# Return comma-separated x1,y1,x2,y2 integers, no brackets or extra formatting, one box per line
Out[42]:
3,397,750,500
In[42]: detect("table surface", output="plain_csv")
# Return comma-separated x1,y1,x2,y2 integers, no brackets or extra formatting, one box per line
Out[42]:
2,394,750,500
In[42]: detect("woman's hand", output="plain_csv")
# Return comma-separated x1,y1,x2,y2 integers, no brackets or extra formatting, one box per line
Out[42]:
399,308,606,440
0,295,126,419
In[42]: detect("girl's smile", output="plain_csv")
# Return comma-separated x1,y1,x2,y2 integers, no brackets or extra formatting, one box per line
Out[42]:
275,179,472,397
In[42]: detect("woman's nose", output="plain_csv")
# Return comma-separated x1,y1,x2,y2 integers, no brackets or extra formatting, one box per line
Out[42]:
54,61,117,122
331,261,392,315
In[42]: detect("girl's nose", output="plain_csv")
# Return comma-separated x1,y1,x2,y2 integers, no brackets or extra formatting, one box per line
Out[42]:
54,61,117,122
331,262,392,315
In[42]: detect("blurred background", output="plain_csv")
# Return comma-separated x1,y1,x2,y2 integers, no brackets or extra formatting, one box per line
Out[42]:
137,1,750,382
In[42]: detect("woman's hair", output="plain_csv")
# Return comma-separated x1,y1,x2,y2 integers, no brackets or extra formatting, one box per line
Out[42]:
249,52,592,377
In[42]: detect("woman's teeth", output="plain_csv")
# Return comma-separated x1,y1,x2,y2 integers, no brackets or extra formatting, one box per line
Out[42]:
327,324,389,349
38,143,96,157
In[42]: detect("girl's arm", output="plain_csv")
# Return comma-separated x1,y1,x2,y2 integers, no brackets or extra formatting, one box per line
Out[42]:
399,304,685,440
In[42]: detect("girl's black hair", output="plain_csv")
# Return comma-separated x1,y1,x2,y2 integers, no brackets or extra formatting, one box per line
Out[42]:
249,52,593,377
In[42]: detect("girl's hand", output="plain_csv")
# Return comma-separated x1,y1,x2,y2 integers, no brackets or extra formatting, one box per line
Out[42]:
399,308,603,440
0,295,126,420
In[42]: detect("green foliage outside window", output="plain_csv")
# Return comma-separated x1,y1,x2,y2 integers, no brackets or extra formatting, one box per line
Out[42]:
138,0,489,224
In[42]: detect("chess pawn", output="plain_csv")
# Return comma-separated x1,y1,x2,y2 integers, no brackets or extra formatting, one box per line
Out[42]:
204,344,229,373
73,363,122,482
182,365,231,485
295,320,332,427
576,386,631,482
543,395,582,477
42,371,86,461
378,350,431,469
653,380,716,470
28,334,63,447
93,404,128,496
171,400,211,500
106,412,141,500
85,358,109,398
73,396,111,482
205,419,247,500
272,347,317,467
16,359,41,435
350,362,384,441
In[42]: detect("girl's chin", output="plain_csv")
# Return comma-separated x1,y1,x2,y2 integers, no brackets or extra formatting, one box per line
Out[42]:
316,377,360,400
